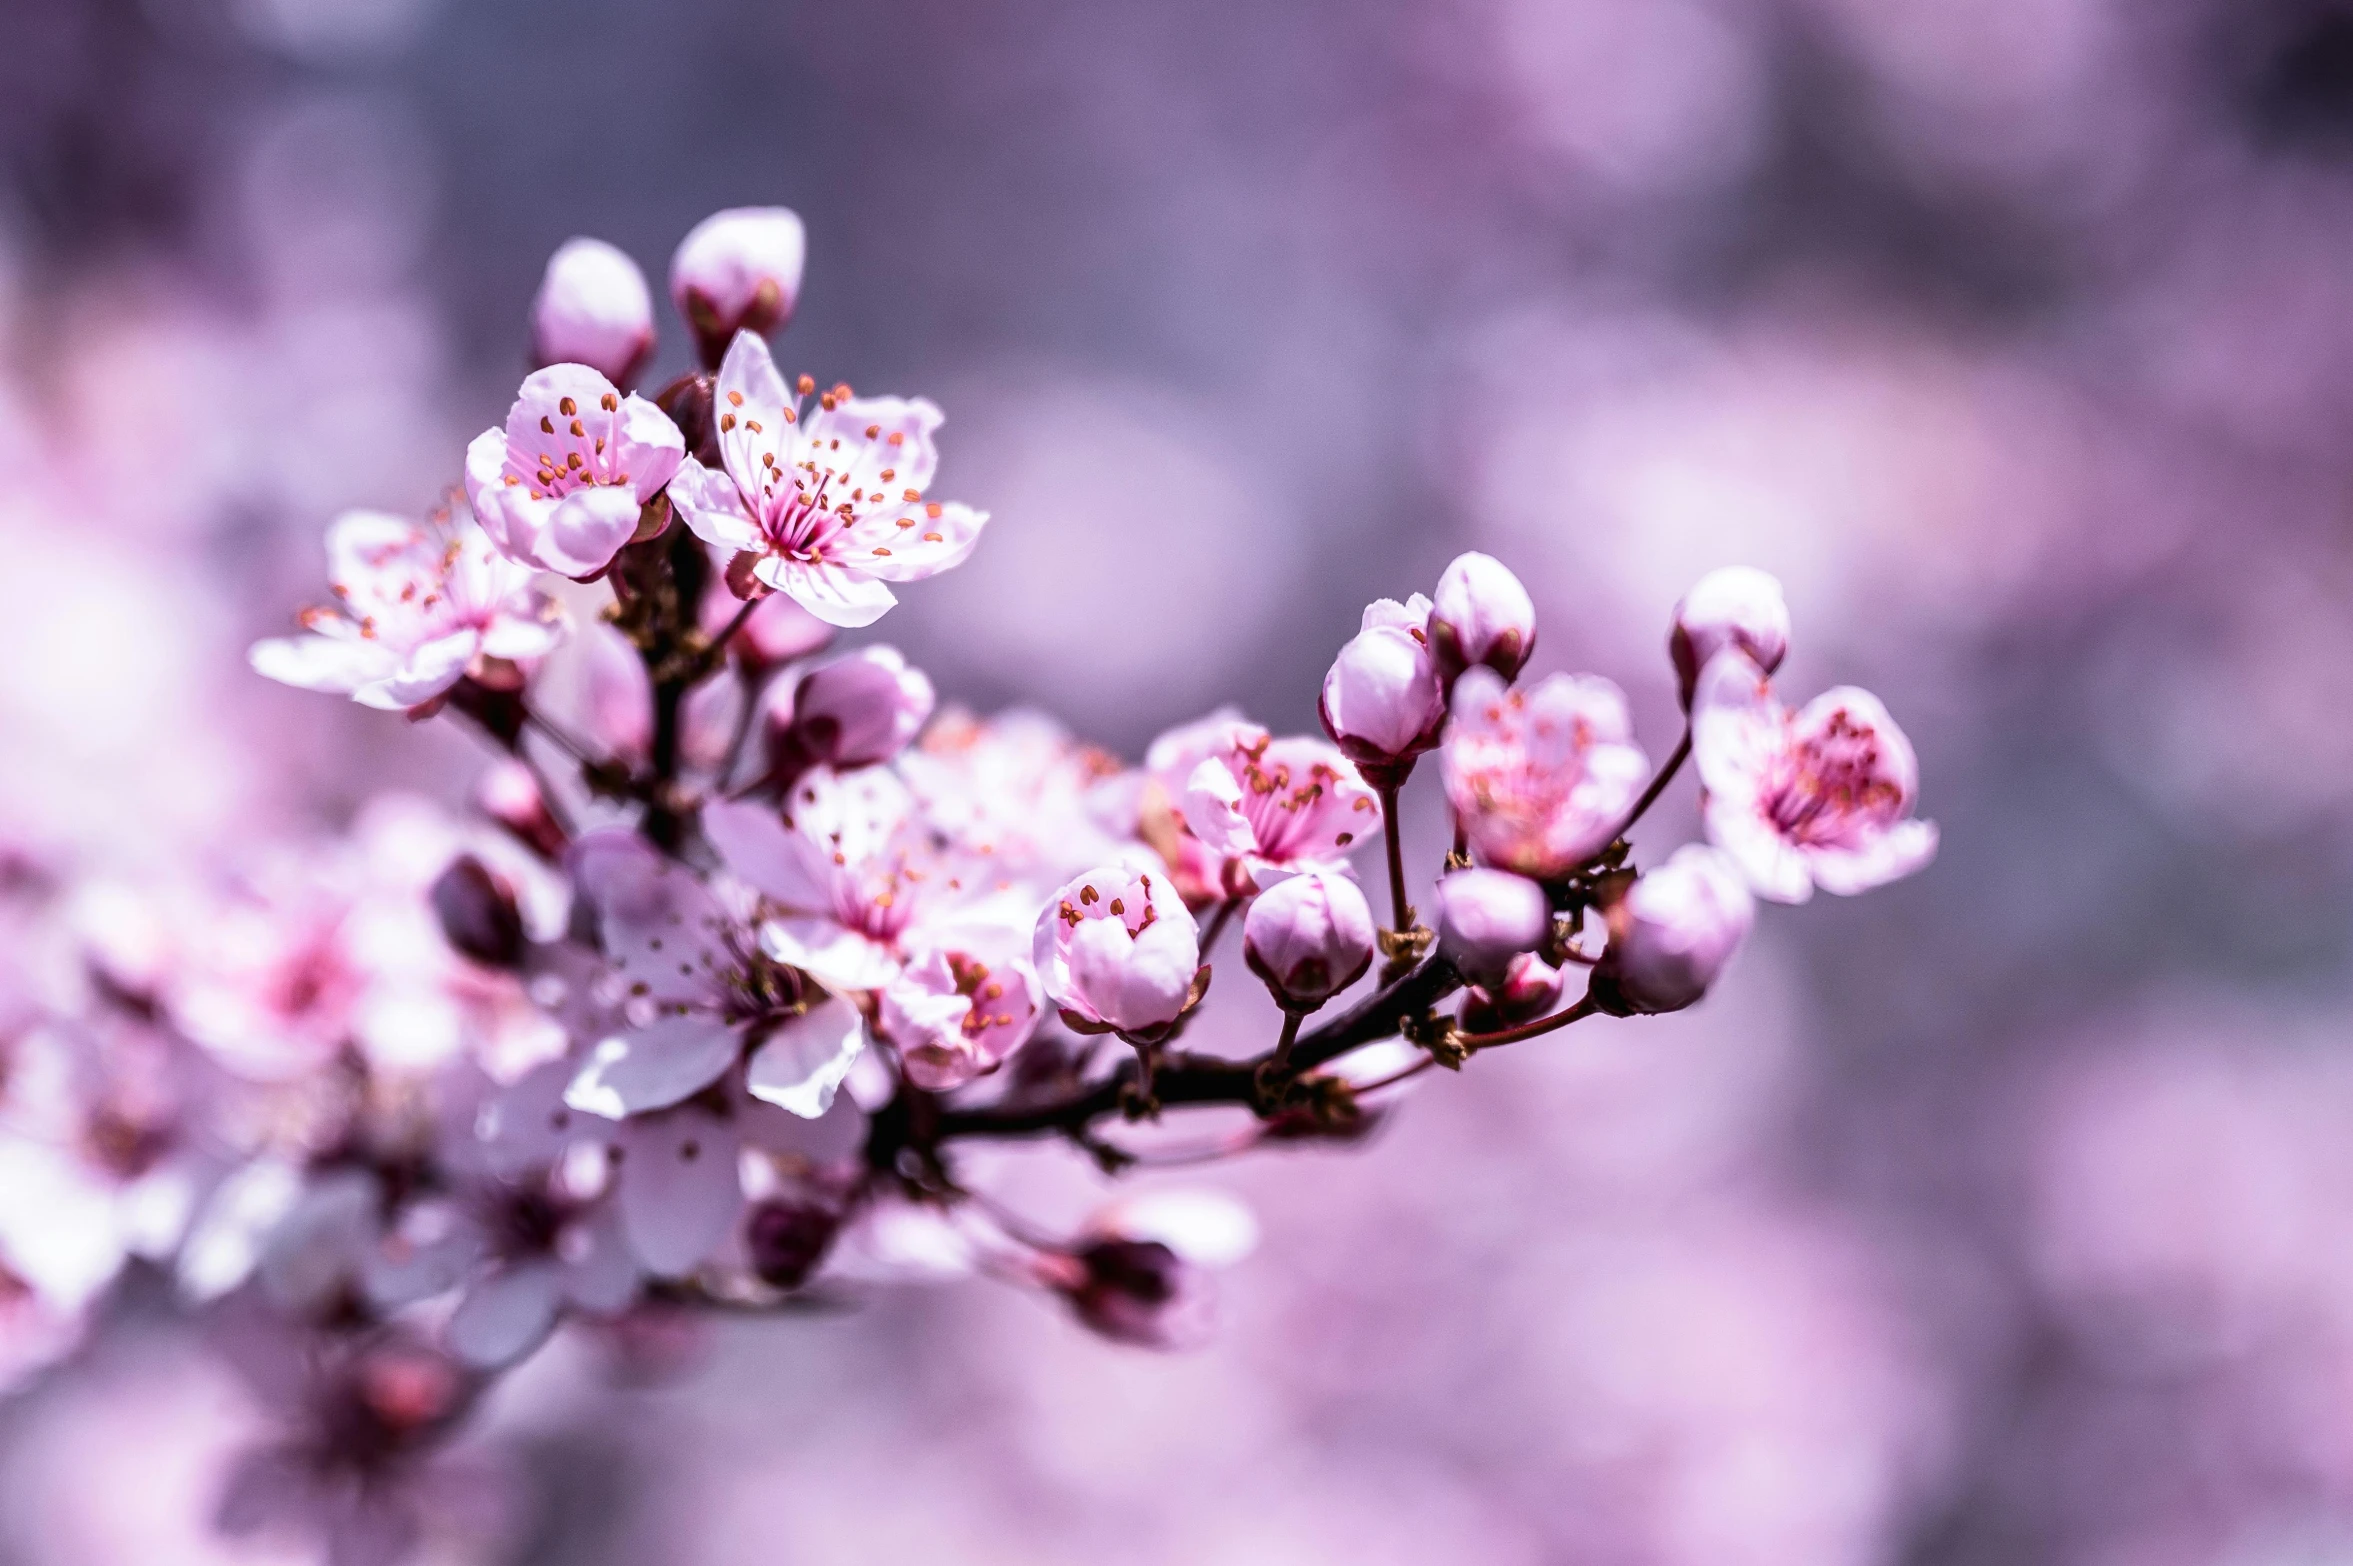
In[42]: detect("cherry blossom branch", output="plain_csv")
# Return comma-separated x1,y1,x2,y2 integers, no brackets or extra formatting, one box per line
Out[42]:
1450,991,1598,1052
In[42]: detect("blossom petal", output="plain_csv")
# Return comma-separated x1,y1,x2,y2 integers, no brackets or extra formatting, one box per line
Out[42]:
446,1260,562,1369
702,797,837,911
840,500,988,583
745,997,867,1118
666,456,766,553
249,634,395,697
615,1109,742,1276
564,1014,742,1120
715,330,796,495
1807,817,1939,897
1180,757,1256,858
539,487,645,578
757,916,901,992
758,556,898,629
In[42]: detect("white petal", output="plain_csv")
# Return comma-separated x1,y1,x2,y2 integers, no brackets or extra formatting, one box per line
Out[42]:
758,916,900,993
564,1015,742,1120
615,1110,743,1276
446,1261,562,1368
745,998,867,1119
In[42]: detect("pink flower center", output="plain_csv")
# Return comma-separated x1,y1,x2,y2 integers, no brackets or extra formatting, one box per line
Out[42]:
1764,708,1905,847
508,390,631,501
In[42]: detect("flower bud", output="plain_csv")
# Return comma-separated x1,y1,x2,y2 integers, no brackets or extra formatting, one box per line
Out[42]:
1430,552,1536,684
1319,595,1443,786
530,237,656,389
767,646,935,776
1671,566,1788,708
1243,870,1376,1012
1589,845,1754,1016
475,760,566,860
431,856,525,969
744,1199,840,1291
669,206,807,369
1059,1238,1206,1348
1458,950,1567,1033
1432,867,1551,986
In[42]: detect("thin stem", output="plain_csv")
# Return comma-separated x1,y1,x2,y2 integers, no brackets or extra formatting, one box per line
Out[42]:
1271,1012,1302,1073
719,668,763,789
1453,992,1599,1052
707,594,764,666
1378,784,1411,933
520,706,601,767
1612,726,1691,843
1346,1055,1436,1095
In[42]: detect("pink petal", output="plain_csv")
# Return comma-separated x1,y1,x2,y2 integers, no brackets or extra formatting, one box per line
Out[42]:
615,1110,742,1276
564,1014,743,1120
744,997,867,1118
446,1260,562,1368
760,556,898,629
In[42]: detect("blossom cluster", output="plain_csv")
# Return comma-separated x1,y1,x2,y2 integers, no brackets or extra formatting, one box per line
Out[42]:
0,206,1935,1564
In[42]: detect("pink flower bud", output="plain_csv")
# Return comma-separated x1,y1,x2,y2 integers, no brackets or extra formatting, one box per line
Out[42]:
1459,950,1567,1033
430,856,525,970
766,645,936,776
744,1199,840,1291
1319,595,1443,785
1052,1190,1254,1349
1033,865,1202,1039
1590,845,1754,1015
475,760,566,859
1671,566,1789,707
1430,552,1536,684
669,206,807,368
881,941,1045,1091
1243,870,1376,1012
1432,867,1551,985
531,237,656,389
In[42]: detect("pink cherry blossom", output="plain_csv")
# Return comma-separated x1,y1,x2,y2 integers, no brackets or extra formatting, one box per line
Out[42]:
1691,654,1938,904
900,706,1138,897
878,927,1046,1091
1243,869,1376,1011
1177,723,1382,895
463,364,684,579
670,206,807,366
1319,594,1444,783
1591,843,1755,1015
250,508,565,712
558,832,865,1122
665,332,988,627
1033,865,1201,1038
703,768,972,994
531,237,655,389
1430,551,1537,683
1671,565,1789,706
1441,666,1651,880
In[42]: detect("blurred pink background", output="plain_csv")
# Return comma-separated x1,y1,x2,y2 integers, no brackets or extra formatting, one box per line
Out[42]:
3,0,2350,1561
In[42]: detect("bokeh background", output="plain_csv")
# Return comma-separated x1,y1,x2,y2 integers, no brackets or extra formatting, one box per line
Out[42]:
2,0,2350,1561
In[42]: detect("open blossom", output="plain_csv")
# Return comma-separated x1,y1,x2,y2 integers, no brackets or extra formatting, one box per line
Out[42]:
558,832,866,1122
765,644,936,776
1692,655,1938,904
900,706,1137,896
1430,551,1536,684
670,206,807,365
1176,721,1381,895
463,364,684,579
1671,566,1789,706
1243,869,1375,1011
251,509,565,712
1033,865,1201,1038
1442,667,1650,880
1320,594,1444,783
531,237,655,388
879,928,1045,1091
1590,844,1755,1015
704,768,975,993
666,332,987,627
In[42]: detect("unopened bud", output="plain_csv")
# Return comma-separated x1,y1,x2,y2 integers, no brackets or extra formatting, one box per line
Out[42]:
1432,867,1550,986
670,206,807,370
765,645,935,778
1430,552,1536,685
1061,1238,1204,1348
1589,845,1754,1016
1319,596,1443,785
1670,566,1788,708
745,1199,840,1291
531,237,656,389
431,856,525,969
1459,950,1567,1033
476,760,566,860
1244,870,1375,1012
